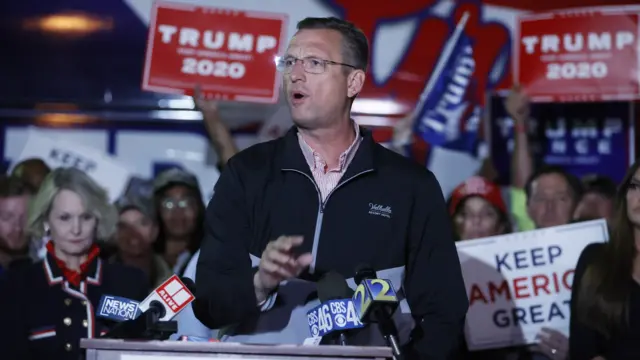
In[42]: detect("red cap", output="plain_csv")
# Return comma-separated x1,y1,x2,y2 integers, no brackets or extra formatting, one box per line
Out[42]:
449,176,507,215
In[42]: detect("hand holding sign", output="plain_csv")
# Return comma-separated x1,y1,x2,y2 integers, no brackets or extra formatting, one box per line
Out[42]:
504,85,530,122
533,327,568,360
194,84,219,113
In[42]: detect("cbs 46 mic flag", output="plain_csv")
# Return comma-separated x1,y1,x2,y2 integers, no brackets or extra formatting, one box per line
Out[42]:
307,299,363,338
413,12,480,156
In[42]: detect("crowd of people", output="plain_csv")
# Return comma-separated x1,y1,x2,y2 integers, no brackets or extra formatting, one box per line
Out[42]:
0,15,636,360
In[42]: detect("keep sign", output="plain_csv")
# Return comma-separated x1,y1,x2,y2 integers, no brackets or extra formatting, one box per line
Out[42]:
142,1,288,103
515,9,640,102
456,219,608,350
13,129,132,202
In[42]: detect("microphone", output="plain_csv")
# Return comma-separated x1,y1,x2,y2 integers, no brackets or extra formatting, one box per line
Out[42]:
352,265,403,359
100,275,195,339
306,271,364,345
138,275,196,321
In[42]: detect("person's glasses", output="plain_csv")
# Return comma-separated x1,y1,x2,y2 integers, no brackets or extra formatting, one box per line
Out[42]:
276,56,355,74
161,198,195,210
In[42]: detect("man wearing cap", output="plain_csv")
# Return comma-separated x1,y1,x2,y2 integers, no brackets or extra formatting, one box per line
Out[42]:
152,168,205,275
194,17,467,358
112,195,172,289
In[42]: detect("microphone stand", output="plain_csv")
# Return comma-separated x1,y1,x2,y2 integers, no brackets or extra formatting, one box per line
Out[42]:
102,305,177,340
375,309,404,360
339,332,348,346
385,333,402,360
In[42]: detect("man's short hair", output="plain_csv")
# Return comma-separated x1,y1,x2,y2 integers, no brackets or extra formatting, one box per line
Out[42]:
0,175,35,198
581,174,617,200
296,17,369,72
524,165,583,203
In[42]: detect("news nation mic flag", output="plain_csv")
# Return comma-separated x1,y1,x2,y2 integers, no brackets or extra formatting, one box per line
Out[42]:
413,12,481,156
306,299,363,338
97,296,142,322
139,275,195,321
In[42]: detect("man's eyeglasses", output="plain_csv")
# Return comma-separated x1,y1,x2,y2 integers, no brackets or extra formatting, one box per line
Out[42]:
276,56,355,74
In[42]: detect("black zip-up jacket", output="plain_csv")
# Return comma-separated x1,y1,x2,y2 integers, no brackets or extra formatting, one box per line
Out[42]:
194,126,468,358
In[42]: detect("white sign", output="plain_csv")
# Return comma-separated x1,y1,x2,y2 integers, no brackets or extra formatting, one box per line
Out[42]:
456,219,608,350
14,129,133,202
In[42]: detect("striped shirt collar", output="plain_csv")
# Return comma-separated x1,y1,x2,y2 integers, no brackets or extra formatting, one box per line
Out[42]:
297,121,361,173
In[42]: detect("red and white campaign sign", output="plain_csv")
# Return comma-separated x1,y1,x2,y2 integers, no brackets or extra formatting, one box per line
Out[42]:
142,1,288,103
515,9,640,102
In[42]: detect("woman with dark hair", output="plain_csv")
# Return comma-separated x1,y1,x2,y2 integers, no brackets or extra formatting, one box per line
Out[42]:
152,168,205,276
570,160,640,359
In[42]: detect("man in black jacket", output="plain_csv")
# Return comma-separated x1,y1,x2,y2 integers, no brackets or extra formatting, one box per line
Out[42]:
194,16,468,359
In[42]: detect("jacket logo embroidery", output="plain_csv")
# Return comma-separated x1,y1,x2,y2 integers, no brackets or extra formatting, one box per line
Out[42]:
368,203,392,219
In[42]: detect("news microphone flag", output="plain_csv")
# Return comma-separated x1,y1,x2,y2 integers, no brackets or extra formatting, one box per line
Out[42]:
97,295,142,322
352,279,399,322
306,299,364,337
138,274,195,321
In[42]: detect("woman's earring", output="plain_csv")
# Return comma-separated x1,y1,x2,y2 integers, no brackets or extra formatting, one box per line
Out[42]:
44,223,51,237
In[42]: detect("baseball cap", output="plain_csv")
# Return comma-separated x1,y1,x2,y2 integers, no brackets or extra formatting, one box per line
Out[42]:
115,195,156,221
449,176,507,215
153,168,200,194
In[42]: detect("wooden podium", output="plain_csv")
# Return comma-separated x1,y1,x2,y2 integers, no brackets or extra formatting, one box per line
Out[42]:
80,339,392,360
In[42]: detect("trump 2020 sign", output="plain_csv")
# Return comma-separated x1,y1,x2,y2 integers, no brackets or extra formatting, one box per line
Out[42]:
142,1,288,103
515,8,640,102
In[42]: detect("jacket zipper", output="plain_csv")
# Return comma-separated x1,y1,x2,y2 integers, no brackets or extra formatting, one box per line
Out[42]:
282,168,374,273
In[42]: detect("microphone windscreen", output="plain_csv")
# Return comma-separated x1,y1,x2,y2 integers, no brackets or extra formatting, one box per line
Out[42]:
180,277,196,293
317,271,351,302
354,265,377,285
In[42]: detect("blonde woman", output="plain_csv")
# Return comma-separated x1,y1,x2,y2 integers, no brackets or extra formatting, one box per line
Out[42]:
0,168,148,360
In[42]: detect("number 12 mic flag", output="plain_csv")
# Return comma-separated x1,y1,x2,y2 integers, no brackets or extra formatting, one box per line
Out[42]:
515,8,640,103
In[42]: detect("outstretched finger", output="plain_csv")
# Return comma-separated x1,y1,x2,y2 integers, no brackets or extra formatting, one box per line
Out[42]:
272,236,304,252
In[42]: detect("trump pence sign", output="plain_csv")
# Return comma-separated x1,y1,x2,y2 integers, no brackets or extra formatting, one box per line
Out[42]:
142,1,288,103
515,8,640,102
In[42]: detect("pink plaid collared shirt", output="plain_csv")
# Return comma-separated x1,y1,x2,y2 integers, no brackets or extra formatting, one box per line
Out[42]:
298,122,362,202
